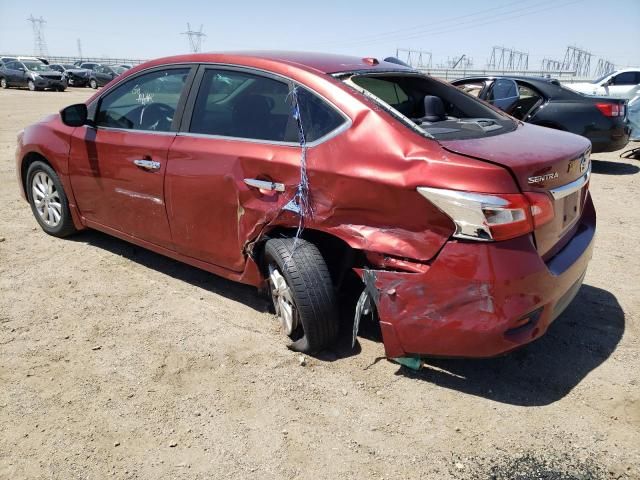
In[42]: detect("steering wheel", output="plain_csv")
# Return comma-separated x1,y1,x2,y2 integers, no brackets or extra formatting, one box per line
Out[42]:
139,103,175,131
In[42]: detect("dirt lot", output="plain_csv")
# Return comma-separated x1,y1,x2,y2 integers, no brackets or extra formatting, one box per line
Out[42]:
0,88,639,480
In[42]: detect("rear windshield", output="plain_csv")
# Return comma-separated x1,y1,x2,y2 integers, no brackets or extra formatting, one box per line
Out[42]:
347,73,517,140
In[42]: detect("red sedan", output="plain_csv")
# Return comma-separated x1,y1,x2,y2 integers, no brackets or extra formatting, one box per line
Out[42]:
15,52,595,358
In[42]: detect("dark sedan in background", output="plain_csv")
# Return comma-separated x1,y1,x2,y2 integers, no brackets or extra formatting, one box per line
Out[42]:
79,63,120,89
0,59,66,91
49,63,91,87
452,76,630,152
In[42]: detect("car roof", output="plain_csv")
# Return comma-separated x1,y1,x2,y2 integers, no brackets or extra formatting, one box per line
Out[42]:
453,75,583,99
139,51,413,75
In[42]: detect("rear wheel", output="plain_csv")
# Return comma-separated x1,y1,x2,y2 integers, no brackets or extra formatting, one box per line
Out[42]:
0,78,7,89
264,238,339,353
90,78,98,89
26,161,77,237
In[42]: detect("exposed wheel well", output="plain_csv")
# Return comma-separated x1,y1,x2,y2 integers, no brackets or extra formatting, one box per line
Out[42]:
21,152,52,197
259,227,364,290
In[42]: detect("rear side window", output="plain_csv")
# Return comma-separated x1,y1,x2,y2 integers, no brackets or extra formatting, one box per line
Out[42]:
96,68,191,132
347,73,516,140
612,72,639,86
292,87,346,143
189,69,346,143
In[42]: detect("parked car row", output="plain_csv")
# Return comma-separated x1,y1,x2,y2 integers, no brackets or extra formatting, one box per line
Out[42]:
0,57,130,91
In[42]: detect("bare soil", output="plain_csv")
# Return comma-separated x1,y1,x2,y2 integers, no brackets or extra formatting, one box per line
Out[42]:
0,88,638,480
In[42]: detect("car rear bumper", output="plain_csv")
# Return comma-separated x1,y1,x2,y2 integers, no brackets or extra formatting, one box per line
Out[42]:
365,193,596,359
588,124,630,152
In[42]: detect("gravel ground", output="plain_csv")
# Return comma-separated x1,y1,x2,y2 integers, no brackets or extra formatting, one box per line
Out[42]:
0,87,638,480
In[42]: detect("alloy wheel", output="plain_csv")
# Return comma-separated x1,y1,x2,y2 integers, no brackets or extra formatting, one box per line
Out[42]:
28,80,35,91
31,171,62,227
0,78,6,89
268,265,299,335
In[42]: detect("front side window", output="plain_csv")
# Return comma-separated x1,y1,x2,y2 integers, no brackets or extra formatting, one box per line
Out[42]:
189,69,346,143
96,68,191,132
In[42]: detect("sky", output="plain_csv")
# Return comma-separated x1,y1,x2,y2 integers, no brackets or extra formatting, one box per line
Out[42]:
1,0,639,70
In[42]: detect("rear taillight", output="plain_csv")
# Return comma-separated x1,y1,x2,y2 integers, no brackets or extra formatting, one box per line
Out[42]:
596,102,624,117
417,187,555,242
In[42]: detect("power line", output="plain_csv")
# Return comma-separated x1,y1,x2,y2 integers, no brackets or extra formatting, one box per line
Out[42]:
182,23,206,53
322,0,569,49
27,14,49,57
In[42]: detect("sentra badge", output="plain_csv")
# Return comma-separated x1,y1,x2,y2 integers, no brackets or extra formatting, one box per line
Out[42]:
528,172,559,184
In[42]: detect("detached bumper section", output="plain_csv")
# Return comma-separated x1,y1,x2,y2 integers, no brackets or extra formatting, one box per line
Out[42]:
362,194,595,359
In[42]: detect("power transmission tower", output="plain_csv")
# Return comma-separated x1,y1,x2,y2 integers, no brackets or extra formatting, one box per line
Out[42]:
541,58,562,71
395,48,432,68
27,15,49,57
449,54,472,69
77,39,83,61
594,58,615,77
182,23,206,53
561,46,592,76
487,46,528,71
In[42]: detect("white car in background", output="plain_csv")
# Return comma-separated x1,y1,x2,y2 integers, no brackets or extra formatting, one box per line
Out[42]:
565,69,640,98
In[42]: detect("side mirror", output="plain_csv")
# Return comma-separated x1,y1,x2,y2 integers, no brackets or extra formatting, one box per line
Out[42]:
60,103,88,127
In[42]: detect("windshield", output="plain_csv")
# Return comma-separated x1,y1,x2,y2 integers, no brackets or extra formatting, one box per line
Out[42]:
347,73,517,141
591,72,612,84
62,64,76,69
23,62,49,72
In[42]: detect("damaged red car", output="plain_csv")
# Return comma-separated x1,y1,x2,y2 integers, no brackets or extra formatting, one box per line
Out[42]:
16,52,595,358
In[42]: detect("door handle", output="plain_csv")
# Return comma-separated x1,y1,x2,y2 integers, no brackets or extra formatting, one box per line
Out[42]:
133,159,161,171
244,178,285,192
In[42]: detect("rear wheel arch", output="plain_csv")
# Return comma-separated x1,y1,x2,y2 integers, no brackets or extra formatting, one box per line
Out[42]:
258,227,362,288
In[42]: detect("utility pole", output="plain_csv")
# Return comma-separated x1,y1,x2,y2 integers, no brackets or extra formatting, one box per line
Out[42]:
77,39,83,61
182,23,206,53
27,14,49,58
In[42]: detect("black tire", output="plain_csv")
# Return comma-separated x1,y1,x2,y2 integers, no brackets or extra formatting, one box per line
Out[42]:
264,237,339,354
26,161,77,238
90,79,98,89
0,78,7,89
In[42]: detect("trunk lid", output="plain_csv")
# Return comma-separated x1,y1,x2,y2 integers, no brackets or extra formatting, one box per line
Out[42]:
440,123,591,258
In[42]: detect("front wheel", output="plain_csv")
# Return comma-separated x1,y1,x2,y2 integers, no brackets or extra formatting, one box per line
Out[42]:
90,79,98,89
264,238,339,353
0,78,7,89
26,161,77,237
28,80,36,91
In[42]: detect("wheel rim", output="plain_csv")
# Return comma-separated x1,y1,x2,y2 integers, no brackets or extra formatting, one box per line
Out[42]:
28,81,34,91
1,79,6,88
31,171,62,227
91,80,96,88
268,265,298,335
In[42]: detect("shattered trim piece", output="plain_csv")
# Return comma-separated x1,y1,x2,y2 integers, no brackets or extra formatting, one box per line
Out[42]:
352,268,380,348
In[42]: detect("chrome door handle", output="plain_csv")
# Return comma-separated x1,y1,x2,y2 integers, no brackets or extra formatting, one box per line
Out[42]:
133,159,161,171
244,178,285,192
